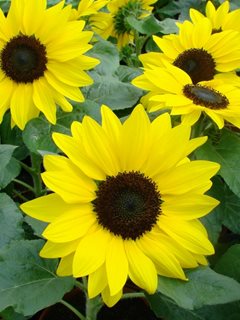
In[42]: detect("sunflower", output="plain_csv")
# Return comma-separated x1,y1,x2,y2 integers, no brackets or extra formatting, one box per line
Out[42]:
139,17,240,84
132,62,240,129
190,1,240,33
21,104,219,307
90,0,157,48
0,0,99,129
70,0,109,20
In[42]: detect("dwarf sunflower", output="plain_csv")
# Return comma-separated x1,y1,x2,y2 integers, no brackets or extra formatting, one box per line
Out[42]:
21,105,219,307
0,0,99,129
139,17,240,84
90,0,157,48
132,62,240,129
190,1,240,33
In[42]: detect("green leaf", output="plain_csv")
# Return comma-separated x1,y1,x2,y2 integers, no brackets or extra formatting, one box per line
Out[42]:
196,129,240,197
24,216,47,238
156,267,240,310
206,176,240,234
85,39,144,110
0,307,26,320
0,240,74,316
157,18,179,34
0,158,21,190
214,245,240,282
126,15,162,35
0,193,24,250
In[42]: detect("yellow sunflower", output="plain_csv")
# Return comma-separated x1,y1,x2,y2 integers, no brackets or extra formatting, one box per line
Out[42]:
132,62,240,129
0,0,99,129
70,0,109,20
90,0,157,48
190,1,240,33
139,17,240,84
21,104,220,307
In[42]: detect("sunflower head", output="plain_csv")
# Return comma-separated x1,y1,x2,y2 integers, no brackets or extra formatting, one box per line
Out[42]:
91,0,157,47
0,0,99,129
21,104,220,307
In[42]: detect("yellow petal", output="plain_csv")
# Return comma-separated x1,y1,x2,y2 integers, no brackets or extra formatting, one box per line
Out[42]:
162,193,219,219
33,78,56,124
40,239,79,258
88,264,108,299
106,237,128,296
156,160,220,195
101,286,122,308
125,240,157,294
11,83,39,130
42,205,96,242
52,133,106,180
138,235,186,280
73,227,110,277
159,217,214,255
20,193,73,222
57,252,74,276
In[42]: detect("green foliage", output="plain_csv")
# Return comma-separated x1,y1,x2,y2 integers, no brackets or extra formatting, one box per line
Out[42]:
0,145,20,190
85,39,144,109
148,267,240,312
196,129,240,197
0,193,24,249
0,240,74,316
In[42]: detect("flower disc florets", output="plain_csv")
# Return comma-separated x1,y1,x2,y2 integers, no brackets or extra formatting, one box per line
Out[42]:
93,171,162,240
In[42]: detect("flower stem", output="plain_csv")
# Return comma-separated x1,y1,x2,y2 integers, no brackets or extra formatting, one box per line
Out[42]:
121,292,145,300
13,179,35,193
30,153,44,197
85,296,102,320
60,299,86,320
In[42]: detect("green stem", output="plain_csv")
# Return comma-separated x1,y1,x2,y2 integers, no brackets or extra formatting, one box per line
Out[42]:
121,292,145,300
85,296,102,320
13,190,29,202
60,299,86,320
13,179,35,193
19,161,35,175
30,153,43,197
75,280,87,293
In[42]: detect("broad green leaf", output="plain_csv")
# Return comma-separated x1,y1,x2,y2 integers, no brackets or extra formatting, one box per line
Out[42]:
156,267,240,310
0,144,17,170
22,118,60,154
148,294,204,320
0,158,21,190
88,39,119,75
157,18,179,34
214,245,240,282
196,129,240,197
24,216,47,238
86,39,144,110
206,176,240,235
148,295,240,320
0,193,24,249
0,240,74,316
126,15,162,35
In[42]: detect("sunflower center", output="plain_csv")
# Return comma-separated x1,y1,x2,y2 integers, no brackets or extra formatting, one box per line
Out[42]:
93,171,162,240
113,0,143,35
183,84,229,109
1,35,47,83
173,48,216,84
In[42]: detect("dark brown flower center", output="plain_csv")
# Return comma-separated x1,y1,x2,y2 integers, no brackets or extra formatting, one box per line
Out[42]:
93,171,162,240
1,35,47,83
183,84,229,109
173,48,216,84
